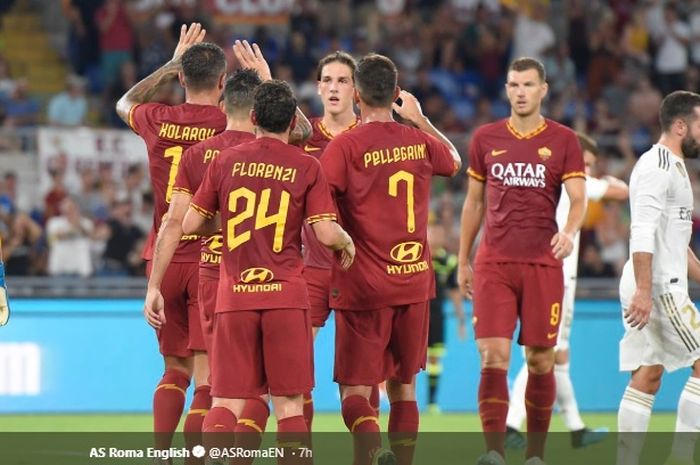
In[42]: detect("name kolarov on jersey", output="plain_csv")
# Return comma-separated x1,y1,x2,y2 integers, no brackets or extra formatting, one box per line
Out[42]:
491,162,547,188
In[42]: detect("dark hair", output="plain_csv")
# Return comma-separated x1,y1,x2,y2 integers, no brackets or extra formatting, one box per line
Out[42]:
508,57,546,82
316,51,357,81
181,43,226,92
576,132,599,156
659,90,700,131
355,53,397,107
223,69,262,116
253,80,297,133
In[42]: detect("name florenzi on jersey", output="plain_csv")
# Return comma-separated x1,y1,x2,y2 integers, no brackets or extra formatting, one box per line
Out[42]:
158,123,216,141
232,162,297,183
364,144,426,168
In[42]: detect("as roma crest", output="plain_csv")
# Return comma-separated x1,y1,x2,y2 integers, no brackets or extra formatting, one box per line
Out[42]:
538,147,552,161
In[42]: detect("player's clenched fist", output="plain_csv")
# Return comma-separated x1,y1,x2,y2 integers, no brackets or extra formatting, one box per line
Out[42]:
550,231,574,259
457,262,474,300
625,288,653,330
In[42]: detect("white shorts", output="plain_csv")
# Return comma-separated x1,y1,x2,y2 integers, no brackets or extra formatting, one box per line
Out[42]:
619,289,700,372
555,276,576,351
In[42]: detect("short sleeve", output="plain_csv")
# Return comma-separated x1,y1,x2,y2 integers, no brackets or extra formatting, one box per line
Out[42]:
467,129,486,182
320,137,349,196
304,159,338,225
562,130,586,182
425,132,458,176
173,146,196,196
190,158,220,220
585,176,610,202
128,102,161,135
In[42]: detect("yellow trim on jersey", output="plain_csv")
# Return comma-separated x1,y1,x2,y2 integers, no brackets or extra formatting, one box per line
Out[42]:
506,119,548,140
317,118,360,141
467,167,485,181
128,104,140,131
562,171,586,181
306,213,337,224
171,187,193,196
191,203,215,219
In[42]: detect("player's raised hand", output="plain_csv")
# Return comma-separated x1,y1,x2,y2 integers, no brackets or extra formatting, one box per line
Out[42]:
550,232,574,259
392,90,426,125
625,288,653,330
457,262,474,299
172,23,206,62
338,239,356,270
233,40,272,81
144,288,166,330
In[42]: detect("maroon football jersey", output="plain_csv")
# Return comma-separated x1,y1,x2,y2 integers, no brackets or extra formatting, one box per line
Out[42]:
173,130,255,278
191,137,338,312
320,121,458,310
299,116,360,270
467,118,585,267
129,102,226,262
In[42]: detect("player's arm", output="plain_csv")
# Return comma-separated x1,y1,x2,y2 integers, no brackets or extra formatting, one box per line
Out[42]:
232,39,312,143
552,177,587,259
688,247,700,285
0,236,9,326
143,192,191,329
115,23,206,124
392,90,462,172
595,175,629,201
457,177,485,299
447,288,467,340
182,208,219,236
311,220,355,269
627,166,670,329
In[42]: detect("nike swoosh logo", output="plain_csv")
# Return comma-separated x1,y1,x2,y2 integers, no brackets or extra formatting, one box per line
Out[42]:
304,145,321,152
547,332,558,340
491,149,507,157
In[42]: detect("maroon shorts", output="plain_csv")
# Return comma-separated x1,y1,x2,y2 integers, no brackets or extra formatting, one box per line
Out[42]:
197,271,218,353
473,262,564,347
147,261,203,357
210,309,314,398
334,302,429,386
302,266,332,327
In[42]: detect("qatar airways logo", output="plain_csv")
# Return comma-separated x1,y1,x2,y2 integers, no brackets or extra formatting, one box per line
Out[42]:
491,162,547,188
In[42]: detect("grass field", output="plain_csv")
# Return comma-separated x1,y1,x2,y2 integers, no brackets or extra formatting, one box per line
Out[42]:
0,412,678,432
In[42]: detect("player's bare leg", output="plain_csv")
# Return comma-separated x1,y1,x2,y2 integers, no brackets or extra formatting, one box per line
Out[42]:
302,326,323,431
523,346,555,462
666,360,700,465
154,355,193,453
184,351,211,465
617,365,661,465
386,377,418,465
272,394,312,465
340,384,393,465
475,337,510,465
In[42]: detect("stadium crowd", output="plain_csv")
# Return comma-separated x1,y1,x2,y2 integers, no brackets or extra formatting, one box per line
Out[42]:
1,0,700,277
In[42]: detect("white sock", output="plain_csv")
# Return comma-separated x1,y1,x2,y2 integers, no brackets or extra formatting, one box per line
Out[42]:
506,363,528,430
617,386,654,465
555,363,585,431
669,377,700,463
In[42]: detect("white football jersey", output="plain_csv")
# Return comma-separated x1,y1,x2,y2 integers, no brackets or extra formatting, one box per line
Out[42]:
620,143,693,298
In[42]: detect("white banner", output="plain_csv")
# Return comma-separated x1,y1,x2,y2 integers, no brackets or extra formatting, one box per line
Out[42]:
37,127,148,196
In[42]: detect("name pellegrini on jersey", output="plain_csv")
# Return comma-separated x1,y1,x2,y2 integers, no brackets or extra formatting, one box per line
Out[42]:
491,162,546,188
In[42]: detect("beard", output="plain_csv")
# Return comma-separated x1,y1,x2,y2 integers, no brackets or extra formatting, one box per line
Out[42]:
681,134,700,159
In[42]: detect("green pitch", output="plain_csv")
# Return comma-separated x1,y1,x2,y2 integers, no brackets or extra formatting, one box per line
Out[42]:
0,412,677,432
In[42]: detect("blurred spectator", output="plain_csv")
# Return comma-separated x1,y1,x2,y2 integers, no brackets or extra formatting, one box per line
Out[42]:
47,75,88,127
510,1,554,62
544,43,577,100
3,79,40,128
653,3,690,95
690,0,700,66
104,61,137,127
62,0,103,79
95,199,144,276
595,202,629,275
96,0,134,87
0,56,16,97
44,170,68,219
46,197,94,277
1,209,43,276
579,244,617,278
628,76,663,129
622,6,651,71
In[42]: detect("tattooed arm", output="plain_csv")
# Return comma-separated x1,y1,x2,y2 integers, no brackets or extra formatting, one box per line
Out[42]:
116,23,206,124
